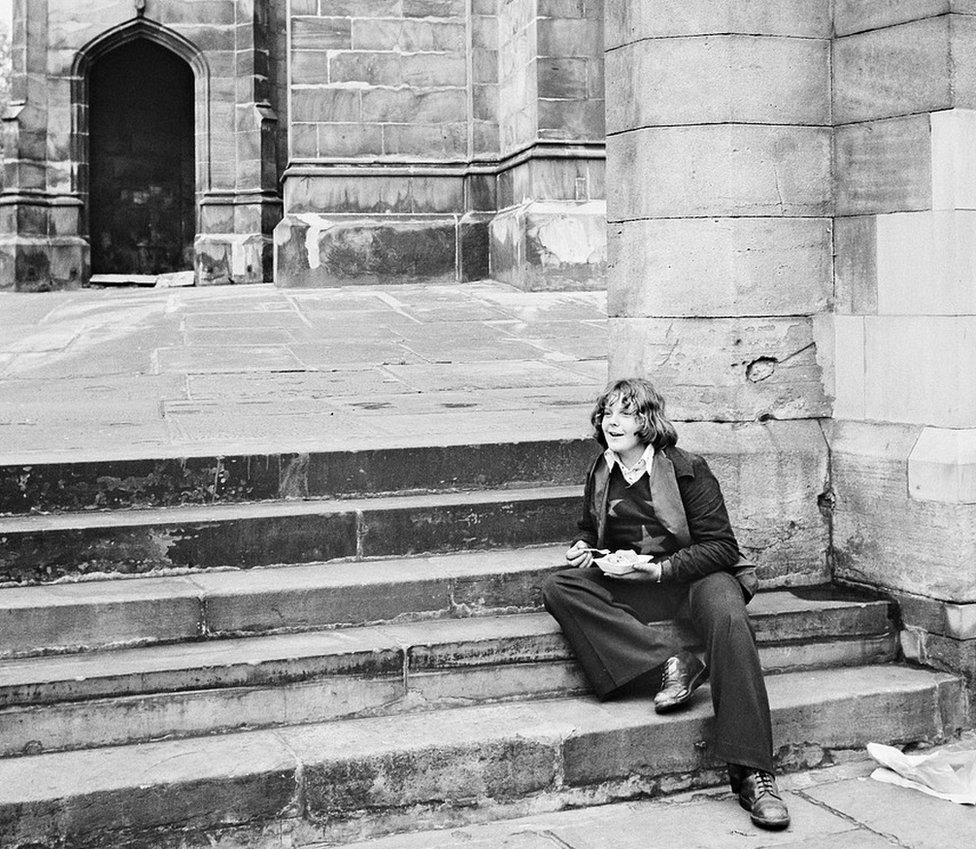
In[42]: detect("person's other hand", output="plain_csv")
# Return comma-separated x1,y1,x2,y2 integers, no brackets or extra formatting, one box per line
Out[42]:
607,559,662,582
565,540,593,568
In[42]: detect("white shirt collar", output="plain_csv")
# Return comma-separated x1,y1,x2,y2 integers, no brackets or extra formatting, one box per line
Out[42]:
603,443,655,485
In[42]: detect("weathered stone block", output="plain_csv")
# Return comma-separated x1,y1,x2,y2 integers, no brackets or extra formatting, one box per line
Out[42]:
290,87,362,125
831,315,866,421
490,200,607,291
290,50,332,85
320,0,401,15
860,316,976,426
537,57,589,99
0,733,298,847
290,16,352,50
316,123,385,158
0,234,89,292
608,217,832,318
901,629,976,681
607,317,830,421
607,35,829,132
829,420,976,602
834,0,954,37
537,17,603,58
834,215,879,315
833,17,952,124
874,210,976,314
679,420,830,585
195,233,269,285
605,0,831,48
537,98,605,139
908,426,976,503
330,52,467,88
274,214,458,287
361,87,467,123
283,173,464,214
351,18,466,52
931,108,976,210
607,125,832,221
834,114,932,216
382,123,467,157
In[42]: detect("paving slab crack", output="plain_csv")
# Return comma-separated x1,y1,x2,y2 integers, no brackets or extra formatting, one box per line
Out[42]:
794,788,914,848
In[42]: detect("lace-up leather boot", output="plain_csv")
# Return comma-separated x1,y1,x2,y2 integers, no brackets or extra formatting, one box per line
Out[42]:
652,651,707,713
729,765,791,830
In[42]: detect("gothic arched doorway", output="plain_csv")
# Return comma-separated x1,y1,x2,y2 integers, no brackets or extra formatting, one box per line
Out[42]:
88,38,195,275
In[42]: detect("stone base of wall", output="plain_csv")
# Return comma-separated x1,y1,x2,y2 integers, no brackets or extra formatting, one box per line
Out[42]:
829,419,976,681
0,235,89,292
490,200,607,291
194,234,271,286
272,213,490,287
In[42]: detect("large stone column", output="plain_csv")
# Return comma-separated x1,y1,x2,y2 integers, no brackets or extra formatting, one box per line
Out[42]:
604,2,834,585
830,3,976,680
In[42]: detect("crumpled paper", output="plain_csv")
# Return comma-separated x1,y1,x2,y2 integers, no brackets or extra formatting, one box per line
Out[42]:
868,742,976,805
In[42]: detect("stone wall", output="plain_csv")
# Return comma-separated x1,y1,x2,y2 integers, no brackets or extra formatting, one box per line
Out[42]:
606,0,976,681
0,0,281,291
275,0,607,290
829,2,976,680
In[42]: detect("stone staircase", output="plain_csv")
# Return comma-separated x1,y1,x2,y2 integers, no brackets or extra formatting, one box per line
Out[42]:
0,439,969,849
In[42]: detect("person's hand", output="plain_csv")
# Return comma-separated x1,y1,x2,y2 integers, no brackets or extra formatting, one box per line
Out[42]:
565,540,594,568
606,558,662,582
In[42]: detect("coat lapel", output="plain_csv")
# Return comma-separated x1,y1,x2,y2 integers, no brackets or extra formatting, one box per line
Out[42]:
651,450,691,547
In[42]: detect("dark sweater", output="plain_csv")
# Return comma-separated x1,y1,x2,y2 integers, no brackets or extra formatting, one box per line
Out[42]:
575,445,741,585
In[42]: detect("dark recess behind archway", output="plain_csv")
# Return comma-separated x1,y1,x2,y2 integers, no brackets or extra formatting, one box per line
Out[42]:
88,38,195,276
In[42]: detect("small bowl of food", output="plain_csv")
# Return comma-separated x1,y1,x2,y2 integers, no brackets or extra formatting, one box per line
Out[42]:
593,549,648,576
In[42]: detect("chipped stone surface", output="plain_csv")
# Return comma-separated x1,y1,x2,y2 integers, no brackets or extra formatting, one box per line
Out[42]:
607,317,830,422
490,200,607,291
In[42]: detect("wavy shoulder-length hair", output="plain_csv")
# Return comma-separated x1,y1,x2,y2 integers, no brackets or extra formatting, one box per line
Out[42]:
590,378,678,451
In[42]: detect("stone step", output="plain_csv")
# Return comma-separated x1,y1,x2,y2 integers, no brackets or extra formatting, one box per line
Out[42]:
1,665,967,849
0,438,596,516
0,592,896,756
0,546,567,657
0,485,580,585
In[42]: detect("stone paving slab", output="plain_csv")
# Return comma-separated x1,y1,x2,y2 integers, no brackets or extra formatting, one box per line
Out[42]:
0,283,607,464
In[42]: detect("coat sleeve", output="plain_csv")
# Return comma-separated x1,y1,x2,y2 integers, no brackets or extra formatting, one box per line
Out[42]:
659,455,740,583
574,462,599,548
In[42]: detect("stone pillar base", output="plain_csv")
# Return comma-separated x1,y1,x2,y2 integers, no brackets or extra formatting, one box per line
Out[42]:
489,199,606,291
829,420,976,681
273,213,490,287
193,234,271,286
0,235,89,292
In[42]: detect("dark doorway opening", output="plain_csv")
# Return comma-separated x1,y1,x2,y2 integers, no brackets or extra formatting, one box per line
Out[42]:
88,38,195,275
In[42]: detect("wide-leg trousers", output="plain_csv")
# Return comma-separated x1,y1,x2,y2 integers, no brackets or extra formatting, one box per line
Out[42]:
542,567,774,773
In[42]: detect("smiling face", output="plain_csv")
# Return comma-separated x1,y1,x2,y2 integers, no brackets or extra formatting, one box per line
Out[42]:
601,400,646,460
